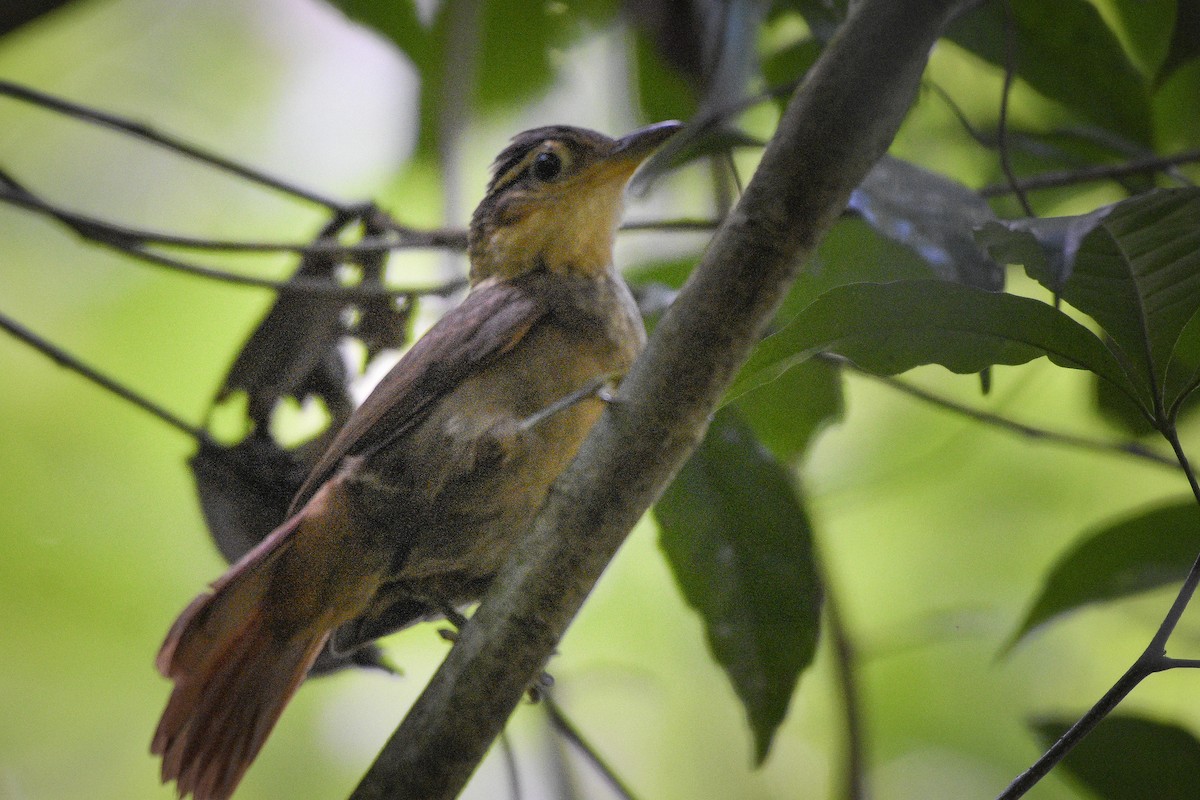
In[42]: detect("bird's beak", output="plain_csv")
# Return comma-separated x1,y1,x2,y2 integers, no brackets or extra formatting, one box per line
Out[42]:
612,120,684,161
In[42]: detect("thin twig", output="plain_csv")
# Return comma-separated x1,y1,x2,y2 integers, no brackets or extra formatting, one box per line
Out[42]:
0,80,353,213
0,182,468,253
498,732,522,800
998,422,1200,798
620,217,722,233
0,170,462,299
979,148,1200,197
0,309,205,442
997,657,1160,799
822,355,1179,468
825,583,867,800
997,0,1034,215
543,694,641,800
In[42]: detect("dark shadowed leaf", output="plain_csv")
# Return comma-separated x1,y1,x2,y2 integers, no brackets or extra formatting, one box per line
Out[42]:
1033,715,1200,800
1103,0,1175,79
975,207,1114,294
729,280,1135,403
625,0,766,107
850,156,1002,290
1158,0,1200,85
215,219,356,428
734,357,843,464
655,408,823,763
1007,501,1200,650
189,433,308,566
1056,190,1200,406
1164,306,1200,420
946,0,1152,143
996,190,1200,415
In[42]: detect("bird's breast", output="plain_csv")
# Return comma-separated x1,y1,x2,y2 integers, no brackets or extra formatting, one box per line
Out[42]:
367,271,645,584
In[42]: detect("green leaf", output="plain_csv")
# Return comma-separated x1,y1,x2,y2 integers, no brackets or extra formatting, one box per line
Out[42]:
729,280,1134,402
1164,303,1200,420
1055,190,1200,415
1093,367,1157,436
979,189,1200,418
1159,0,1200,85
733,357,843,464
946,0,1153,143
976,207,1114,295
655,408,823,763
1034,715,1200,800
762,35,822,91
850,156,1002,290
1007,501,1200,650
774,216,941,324
1104,0,1176,79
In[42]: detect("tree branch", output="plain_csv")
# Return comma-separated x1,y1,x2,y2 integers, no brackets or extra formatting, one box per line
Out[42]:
348,1,971,797
0,80,352,213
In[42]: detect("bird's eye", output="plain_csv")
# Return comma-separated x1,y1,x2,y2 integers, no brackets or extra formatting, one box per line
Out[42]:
531,151,562,182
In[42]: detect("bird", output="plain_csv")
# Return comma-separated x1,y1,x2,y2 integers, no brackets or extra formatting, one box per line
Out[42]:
151,119,681,800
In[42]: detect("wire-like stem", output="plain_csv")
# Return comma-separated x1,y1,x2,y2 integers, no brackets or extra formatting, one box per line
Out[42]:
0,80,353,213
542,694,641,800
825,583,868,800
497,732,522,800
0,181,469,254
0,170,463,299
822,355,1179,469
979,148,1200,197
996,0,1035,216
0,309,206,442
999,420,1200,798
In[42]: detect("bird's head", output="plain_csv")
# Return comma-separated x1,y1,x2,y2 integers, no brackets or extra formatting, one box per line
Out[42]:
467,121,681,283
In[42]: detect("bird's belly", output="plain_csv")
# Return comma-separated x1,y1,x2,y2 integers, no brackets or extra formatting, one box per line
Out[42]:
365,318,627,593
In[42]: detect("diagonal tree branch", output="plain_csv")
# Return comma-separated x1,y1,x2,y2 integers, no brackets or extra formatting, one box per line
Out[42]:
348,1,974,797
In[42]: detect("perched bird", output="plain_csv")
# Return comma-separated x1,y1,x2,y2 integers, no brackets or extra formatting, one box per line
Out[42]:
151,120,681,800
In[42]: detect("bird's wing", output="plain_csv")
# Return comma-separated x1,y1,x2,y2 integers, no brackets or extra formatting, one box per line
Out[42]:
288,273,548,514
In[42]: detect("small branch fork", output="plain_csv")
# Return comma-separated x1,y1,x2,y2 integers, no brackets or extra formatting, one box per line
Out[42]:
998,419,1200,798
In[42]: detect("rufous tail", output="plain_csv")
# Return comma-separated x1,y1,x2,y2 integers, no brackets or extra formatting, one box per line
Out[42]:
151,513,327,800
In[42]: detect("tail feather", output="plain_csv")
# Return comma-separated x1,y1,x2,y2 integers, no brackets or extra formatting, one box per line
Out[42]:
156,627,328,800
152,478,384,800
152,514,325,800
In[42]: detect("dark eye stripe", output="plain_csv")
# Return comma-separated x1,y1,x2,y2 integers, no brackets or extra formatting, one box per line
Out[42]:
490,149,543,195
